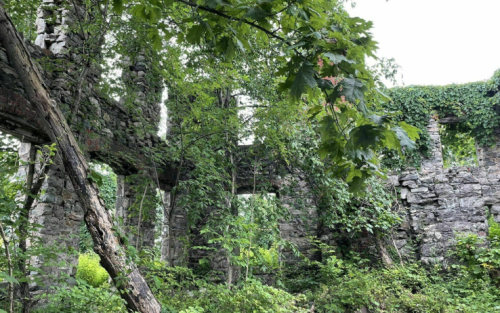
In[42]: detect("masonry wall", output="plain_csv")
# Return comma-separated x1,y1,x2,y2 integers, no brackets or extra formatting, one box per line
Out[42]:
390,118,497,264
0,0,166,293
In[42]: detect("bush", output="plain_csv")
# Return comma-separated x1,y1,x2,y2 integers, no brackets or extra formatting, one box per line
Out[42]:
76,253,109,287
307,263,500,313
35,280,127,313
145,263,308,313
159,279,308,313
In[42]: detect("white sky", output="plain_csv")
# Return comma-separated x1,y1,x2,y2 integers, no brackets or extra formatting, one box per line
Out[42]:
346,0,500,87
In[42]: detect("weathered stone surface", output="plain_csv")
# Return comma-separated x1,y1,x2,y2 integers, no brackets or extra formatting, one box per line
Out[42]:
387,117,500,264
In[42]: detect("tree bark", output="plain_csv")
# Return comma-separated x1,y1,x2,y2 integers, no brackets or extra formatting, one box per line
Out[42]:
18,143,36,313
0,8,161,313
374,230,394,268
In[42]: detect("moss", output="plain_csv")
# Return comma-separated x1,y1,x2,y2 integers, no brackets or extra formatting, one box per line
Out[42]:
76,253,109,287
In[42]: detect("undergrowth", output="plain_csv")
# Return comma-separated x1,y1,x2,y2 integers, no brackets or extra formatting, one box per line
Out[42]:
31,220,500,312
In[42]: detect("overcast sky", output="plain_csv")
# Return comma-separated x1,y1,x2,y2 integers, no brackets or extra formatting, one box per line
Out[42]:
346,0,500,87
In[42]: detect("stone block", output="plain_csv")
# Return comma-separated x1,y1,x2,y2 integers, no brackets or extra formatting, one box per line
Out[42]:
402,180,418,188
400,174,418,181
411,187,429,193
400,188,409,199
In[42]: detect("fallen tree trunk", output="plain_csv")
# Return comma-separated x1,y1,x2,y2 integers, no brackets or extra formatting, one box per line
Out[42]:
0,7,161,313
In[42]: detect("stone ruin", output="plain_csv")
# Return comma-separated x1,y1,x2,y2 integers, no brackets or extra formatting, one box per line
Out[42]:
1,0,500,296
389,118,500,265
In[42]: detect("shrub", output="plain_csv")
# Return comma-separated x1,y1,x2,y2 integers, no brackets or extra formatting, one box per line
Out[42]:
76,252,109,287
145,263,308,312
35,280,127,313
308,264,500,313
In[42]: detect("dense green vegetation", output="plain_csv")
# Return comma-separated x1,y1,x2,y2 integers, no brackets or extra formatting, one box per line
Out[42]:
384,71,500,170
4,129,500,312
28,238,500,312
2,0,500,311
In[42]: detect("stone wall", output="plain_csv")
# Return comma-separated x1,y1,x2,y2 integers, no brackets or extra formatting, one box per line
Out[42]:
391,117,499,264
166,148,322,276
0,0,166,292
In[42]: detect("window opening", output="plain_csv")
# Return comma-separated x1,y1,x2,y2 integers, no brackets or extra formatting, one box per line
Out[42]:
440,123,478,168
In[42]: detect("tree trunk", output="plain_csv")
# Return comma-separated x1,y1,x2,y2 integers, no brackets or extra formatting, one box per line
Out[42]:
0,8,161,313
18,143,36,313
374,230,394,268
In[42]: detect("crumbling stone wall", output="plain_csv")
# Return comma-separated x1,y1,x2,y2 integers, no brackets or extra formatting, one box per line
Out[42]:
167,148,322,276
391,117,497,264
0,0,165,289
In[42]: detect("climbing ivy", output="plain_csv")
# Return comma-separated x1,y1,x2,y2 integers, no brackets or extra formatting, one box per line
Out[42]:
383,70,500,170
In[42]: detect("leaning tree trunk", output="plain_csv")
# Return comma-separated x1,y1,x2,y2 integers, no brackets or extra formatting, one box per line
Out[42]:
0,7,161,313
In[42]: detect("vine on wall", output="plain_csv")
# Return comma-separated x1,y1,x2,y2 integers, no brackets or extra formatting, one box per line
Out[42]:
383,70,500,170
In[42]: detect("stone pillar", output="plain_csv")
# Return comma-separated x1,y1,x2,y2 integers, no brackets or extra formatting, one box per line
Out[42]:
121,53,162,144
115,174,157,250
34,0,85,56
160,192,189,266
420,117,444,175
29,155,83,288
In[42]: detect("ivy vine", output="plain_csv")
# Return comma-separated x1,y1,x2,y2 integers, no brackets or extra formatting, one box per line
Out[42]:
383,69,500,170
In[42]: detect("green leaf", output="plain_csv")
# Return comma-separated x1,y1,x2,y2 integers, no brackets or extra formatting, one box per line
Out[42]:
323,53,354,64
398,121,421,141
339,77,368,114
226,38,237,60
346,167,362,182
186,24,206,44
286,41,306,51
245,8,267,21
112,0,124,15
148,29,163,50
317,78,334,91
0,272,19,285
368,114,389,125
291,61,317,100
348,175,366,193
381,128,401,151
349,125,380,149
153,276,162,289
307,105,324,120
393,126,417,150
88,170,104,187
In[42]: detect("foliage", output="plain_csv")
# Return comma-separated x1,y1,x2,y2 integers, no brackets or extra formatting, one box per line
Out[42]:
319,176,399,235
488,217,500,247
440,124,478,168
144,264,307,313
76,253,109,287
35,280,127,313
3,0,38,41
100,0,422,192
142,249,500,313
80,163,117,253
307,263,500,313
89,162,117,209
385,70,500,169
452,219,500,282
